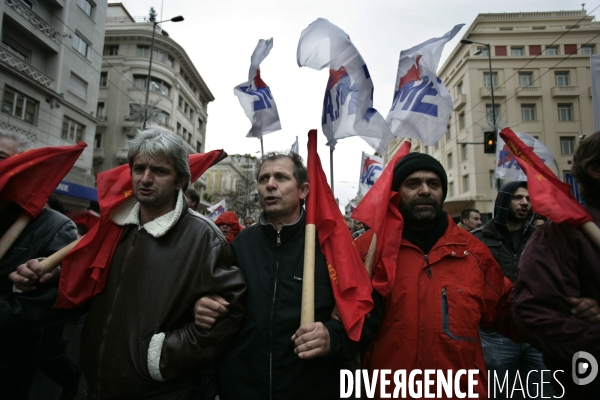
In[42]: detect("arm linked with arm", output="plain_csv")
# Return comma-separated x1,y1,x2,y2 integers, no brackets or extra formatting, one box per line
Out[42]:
149,242,246,381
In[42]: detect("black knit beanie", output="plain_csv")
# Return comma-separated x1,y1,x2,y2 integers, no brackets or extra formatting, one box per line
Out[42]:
391,152,448,199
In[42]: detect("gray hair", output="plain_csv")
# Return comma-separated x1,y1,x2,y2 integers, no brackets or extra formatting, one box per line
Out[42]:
0,129,33,153
255,151,308,187
127,125,190,191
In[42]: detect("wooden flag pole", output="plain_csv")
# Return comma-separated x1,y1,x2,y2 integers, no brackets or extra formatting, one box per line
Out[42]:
300,223,316,325
581,221,600,253
363,233,377,278
0,214,32,261
39,236,83,274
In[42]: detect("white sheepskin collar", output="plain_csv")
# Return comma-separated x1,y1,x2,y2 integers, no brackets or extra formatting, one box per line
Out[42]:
110,190,185,238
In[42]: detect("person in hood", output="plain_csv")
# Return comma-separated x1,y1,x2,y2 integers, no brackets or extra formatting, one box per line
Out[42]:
472,182,551,397
214,211,241,243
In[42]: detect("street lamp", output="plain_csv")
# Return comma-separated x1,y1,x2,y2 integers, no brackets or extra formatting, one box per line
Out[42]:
142,14,184,129
460,39,496,130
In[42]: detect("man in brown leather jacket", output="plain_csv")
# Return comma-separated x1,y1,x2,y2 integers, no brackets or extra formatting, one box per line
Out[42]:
13,127,246,399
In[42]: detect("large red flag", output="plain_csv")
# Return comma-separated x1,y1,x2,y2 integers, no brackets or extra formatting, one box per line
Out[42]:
56,150,226,308
351,141,411,297
306,130,373,341
499,128,592,227
0,142,87,218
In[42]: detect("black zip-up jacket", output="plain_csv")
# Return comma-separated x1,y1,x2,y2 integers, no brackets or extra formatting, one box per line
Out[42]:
471,181,535,283
0,205,78,335
471,219,535,283
216,211,380,400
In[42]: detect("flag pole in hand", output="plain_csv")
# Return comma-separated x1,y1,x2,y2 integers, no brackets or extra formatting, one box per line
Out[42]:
301,131,318,325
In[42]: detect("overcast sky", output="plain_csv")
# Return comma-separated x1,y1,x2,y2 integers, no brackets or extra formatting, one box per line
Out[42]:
117,0,596,207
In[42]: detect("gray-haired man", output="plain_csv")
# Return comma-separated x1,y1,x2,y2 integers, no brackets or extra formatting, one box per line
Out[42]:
13,127,246,399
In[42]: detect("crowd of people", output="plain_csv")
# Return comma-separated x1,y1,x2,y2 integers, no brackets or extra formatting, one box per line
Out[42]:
1,127,599,399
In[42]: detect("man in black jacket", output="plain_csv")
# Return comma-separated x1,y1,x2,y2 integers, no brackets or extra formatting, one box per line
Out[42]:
195,151,379,399
0,131,79,399
472,181,550,398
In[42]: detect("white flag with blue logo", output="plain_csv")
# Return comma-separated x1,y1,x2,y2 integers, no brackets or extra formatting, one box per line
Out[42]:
358,152,383,198
495,130,555,181
234,38,281,139
297,18,392,150
207,199,227,221
387,24,464,146
291,136,299,153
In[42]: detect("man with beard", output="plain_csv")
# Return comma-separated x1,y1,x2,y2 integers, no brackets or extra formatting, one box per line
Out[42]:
472,182,553,397
513,131,600,398
366,153,519,398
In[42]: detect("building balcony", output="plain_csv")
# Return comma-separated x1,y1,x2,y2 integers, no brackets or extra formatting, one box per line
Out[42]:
515,86,542,97
0,47,54,88
453,93,466,110
479,86,506,98
96,116,107,127
5,0,61,48
551,86,579,97
93,148,104,166
116,148,129,165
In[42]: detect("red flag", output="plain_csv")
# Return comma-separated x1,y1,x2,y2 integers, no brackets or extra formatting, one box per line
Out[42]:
352,141,411,297
306,130,373,341
499,127,592,227
56,150,226,308
0,142,87,218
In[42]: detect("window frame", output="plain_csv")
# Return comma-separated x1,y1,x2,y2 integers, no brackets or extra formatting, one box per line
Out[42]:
62,116,85,142
77,0,94,18
511,47,524,56
555,71,570,87
69,72,88,100
581,45,595,55
518,72,533,87
99,72,108,87
557,103,573,122
73,32,91,59
521,104,536,122
462,174,470,193
483,71,498,87
560,136,575,155
1,86,38,125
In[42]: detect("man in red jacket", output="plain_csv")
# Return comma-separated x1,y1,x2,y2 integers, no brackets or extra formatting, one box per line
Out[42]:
364,153,517,399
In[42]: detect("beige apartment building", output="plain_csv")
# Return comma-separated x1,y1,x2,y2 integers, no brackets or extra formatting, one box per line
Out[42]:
95,3,214,195
1,0,106,209
388,10,599,218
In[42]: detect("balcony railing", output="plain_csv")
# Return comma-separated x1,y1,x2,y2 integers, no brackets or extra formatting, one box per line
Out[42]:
0,47,54,88
515,86,542,97
5,0,60,43
480,86,506,98
551,86,579,97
